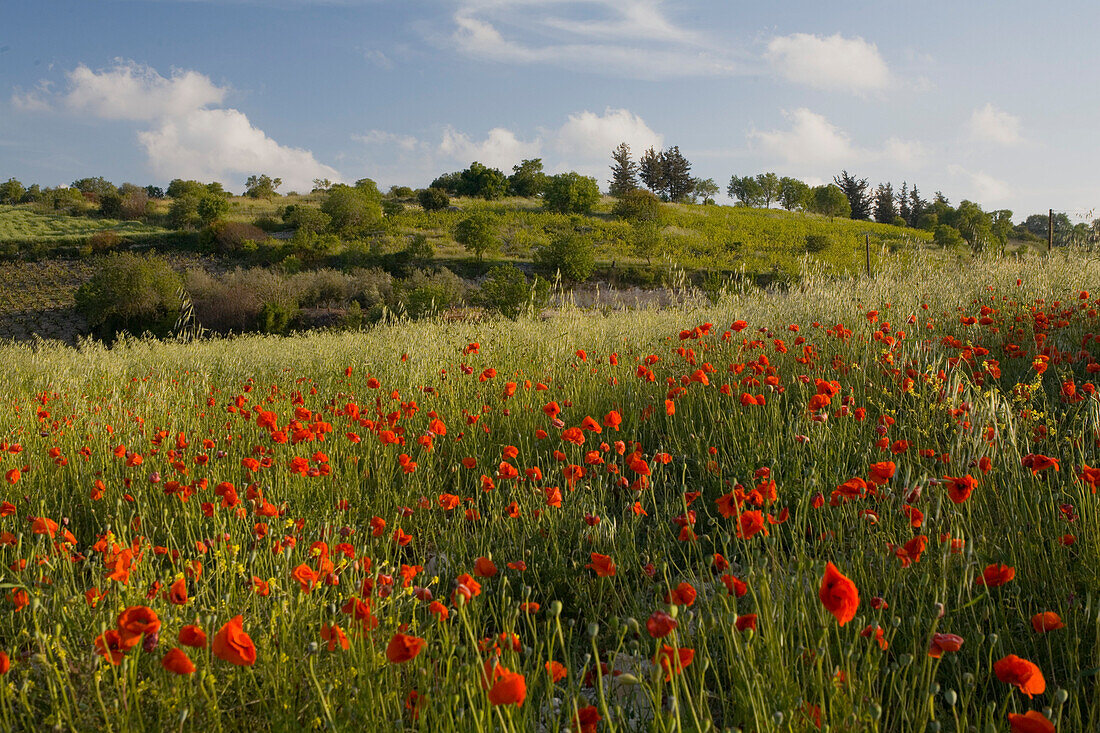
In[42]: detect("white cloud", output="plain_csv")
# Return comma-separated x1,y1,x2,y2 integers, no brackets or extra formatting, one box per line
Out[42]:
750,109,856,166
751,109,924,171
19,60,340,192
10,83,52,112
765,33,891,93
438,126,541,170
451,1,740,79
948,164,1011,203
353,129,420,151
138,108,340,192
548,108,663,162
967,103,1022,146
64,62,226,121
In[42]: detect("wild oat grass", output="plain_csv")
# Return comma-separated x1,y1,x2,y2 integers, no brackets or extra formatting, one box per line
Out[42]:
0,251,1095,731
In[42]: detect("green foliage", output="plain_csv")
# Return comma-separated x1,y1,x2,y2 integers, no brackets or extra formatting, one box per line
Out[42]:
258,301,296,334
778,177,810,211
728,175,765,207
535,231,596,282
74,252,182,339
388,185,415,199
810,184,852,218
168,196,202,230
454,210,499,261
542,172,601,215
71,176,116,200
460,162,508,200
321,184,383,235
475,263,550,319
418,187,450,212
612,189,663,223
0,178,26,205
398,267,466,317
692,177,720,205
200,221,269,256
404,233,434,262
197,193,230,226
833,171,872,220
804,234,830,253
933,224,965,248
608,142,639,197
245,174,282,199
281,204,331,235
508,159,547,198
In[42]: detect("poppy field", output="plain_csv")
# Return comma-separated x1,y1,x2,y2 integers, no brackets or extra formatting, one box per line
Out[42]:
0,253,1097,732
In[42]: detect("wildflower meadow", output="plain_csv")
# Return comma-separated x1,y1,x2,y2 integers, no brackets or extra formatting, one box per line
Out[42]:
0,252,1097,732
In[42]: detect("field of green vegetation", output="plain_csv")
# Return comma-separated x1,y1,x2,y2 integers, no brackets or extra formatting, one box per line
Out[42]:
0,207,170,244
0,252,1095,731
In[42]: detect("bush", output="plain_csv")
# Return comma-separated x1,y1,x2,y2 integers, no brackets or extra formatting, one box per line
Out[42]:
197,194,230,226
321,184,383,235
404,233,434,261
168,196,202,229
87,230,125,254
475,264,550,319
804,234,829,253
281,205,330,235
535,232,596,282
75,252,183,340
418,187,450,212
454,210,499,261
934,224,965,248
543,172,601,215
612,189,663,223
398,268,466,318
201,221,269,256
258,302,296,334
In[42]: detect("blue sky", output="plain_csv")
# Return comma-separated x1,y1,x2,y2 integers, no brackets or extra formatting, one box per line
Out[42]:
1,1,1096,219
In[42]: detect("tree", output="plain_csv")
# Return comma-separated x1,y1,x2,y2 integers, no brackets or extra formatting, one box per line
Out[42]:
429,171,463,195
507,159,547,198
535,232,596,282
897,182,910,224
459,162,508,200
0,178,25,205
417,187,450,212
197,193,230,225
907,185,925,227
833,171,871,220
873,183,897,224
727,175,765,207
99,192,124,219
933,224,964,248
321,184,383,234
312,179,334,193
990,209,1014,247
612,189,663,223
74,252,183,340
692,178,719,205
543,172,601,214
71,177,117,200
245,174,282,199
661,146,694,202
755,172,780,208
475,264,550,319
454,210,499,261
144,185,165,199
955,200,993,251
778,177,810,211
810,184,851,218
608,142,639,197
168,195,202,229
638,147,664,196
282,204,330,234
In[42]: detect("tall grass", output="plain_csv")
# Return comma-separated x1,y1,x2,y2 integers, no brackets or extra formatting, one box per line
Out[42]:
0,251,1095,731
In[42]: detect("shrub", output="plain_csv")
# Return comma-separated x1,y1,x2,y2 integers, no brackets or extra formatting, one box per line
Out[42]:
804,234,829,253
612,189,663,223
535,232,596,282
398,268,466,318
454,211,499,261
404,233,434,261
87,230,125,254
201,221,269,256
475,264,550,319
418,187,450,212
258,302,296,334
543,172,601,215
934,224,965,248
75,252,183,339
168,196,202,229
281,205,330,235
197,194,230,226
321,184,383,235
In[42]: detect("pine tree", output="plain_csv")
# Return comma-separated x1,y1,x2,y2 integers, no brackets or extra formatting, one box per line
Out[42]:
661,146,694,202
833,170,871,220
873,183,897,224
897,182,910,224
639,147,665,198
907,185,925,227
608,143,639,197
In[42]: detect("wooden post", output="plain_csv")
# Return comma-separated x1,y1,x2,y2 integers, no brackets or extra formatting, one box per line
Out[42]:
1049,209,1054,252
865,234,871,277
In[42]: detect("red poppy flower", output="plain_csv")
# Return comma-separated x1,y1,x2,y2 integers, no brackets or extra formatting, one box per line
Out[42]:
819,562,859,626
